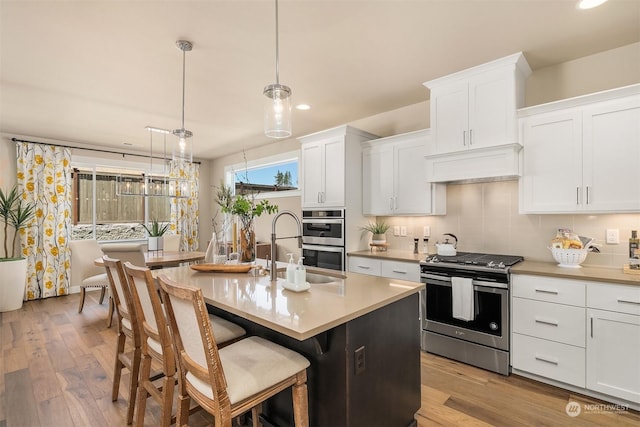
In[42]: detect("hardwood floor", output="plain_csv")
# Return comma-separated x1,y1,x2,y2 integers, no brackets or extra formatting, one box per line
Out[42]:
2,291,639,427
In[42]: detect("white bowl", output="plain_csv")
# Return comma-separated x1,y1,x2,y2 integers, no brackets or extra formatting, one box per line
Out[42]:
550,247,588,268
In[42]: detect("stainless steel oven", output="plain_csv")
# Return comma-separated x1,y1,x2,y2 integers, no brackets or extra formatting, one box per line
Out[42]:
301,209,345,271
302,244,345,271
420,252,523,375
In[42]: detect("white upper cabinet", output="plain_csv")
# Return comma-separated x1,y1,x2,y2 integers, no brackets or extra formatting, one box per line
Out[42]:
299,125,377,209
423,53,531,182
362,130,445,216
519,85,640,213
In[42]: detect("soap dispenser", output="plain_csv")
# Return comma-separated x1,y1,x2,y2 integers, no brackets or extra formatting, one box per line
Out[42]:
295,257,306,286
286,253,296,283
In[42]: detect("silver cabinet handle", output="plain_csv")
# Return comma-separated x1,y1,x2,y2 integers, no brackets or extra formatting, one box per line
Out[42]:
394,196,398,210
390,197,394,211
535,354,559,365
586,186,590,204
617,298,640,305
535,288,559,295
317,192,321,203
357,265,371,269
535,317,559,327
392,270,407,274
463,130,467,146
576,187,580,205
469,129,473,145
590,315,594,338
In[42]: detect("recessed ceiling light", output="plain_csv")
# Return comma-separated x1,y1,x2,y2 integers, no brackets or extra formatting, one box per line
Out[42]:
577,0,608,10
296,104,311,111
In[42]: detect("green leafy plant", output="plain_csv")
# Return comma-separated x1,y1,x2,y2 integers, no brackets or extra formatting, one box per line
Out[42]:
141,218,170,237
361,221,390,235
0,185,36,259
215,181,278,230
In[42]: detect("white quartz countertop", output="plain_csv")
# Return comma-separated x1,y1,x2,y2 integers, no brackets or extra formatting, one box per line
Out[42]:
155,265,423,341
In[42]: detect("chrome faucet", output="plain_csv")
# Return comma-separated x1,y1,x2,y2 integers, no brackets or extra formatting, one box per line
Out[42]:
270,210,303,282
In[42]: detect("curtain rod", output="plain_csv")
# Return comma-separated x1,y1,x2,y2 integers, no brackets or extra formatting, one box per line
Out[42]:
10,137,202,165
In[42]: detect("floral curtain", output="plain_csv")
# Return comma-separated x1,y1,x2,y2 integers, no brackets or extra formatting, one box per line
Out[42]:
16,142,72,300
169,160,199,251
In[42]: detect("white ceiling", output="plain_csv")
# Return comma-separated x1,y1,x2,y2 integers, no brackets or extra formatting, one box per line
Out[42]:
1,0,638,160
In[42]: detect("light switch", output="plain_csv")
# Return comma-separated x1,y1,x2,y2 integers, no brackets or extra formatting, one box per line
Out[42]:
606,229,619,244
393,226,400,236
400,226,407,236
423,226,431,237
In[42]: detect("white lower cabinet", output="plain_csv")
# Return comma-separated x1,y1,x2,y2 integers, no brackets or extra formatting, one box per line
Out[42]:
512,274,640,406
512,334,585,387
348,256,419,282
348,256,381,276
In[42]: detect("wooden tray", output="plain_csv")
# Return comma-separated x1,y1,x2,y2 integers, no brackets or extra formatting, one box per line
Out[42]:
190,264,253,273
623,264,640,275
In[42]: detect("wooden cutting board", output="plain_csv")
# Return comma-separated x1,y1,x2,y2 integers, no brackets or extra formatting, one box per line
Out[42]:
190,264,253,273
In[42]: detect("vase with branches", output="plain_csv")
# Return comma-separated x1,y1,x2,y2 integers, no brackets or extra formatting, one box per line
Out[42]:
216,181,278,262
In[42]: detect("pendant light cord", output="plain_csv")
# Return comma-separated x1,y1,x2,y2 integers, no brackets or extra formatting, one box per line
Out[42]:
275,0,280,85
180,47,186,130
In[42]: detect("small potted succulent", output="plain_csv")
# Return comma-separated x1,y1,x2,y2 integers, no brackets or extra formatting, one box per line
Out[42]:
0,185,36,311
141,218,170,252
361,221,391,244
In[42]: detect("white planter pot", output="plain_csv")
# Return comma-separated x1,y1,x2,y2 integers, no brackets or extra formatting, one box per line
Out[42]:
0,258,27,312
148,236,164,252
371,233,387,244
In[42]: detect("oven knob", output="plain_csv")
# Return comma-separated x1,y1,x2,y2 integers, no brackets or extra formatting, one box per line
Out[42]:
487,261,495,268
497,262,505,269
489,322,498,331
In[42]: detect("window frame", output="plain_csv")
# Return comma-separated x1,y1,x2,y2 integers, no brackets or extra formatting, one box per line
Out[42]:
224,150,301,199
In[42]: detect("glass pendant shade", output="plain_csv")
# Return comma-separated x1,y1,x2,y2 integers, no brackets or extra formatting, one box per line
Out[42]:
172,128,193,163
264,83,292,139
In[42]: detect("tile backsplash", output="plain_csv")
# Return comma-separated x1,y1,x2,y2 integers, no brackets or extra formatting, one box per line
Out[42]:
379,180,640,268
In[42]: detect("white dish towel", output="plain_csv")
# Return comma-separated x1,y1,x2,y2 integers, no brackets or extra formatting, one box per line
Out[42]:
452,277,474,321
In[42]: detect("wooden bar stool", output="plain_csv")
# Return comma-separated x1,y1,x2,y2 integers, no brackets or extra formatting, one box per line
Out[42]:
102,256,143,424
123,263,246,427
157,273,310,427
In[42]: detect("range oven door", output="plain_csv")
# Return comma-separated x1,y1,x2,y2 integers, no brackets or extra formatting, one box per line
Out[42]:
302,244,344,271
422,273,509,351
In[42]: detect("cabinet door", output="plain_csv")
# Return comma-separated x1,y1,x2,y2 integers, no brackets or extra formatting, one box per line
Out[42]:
431,81,469,154
520,110,583,213
468,69,516,150
321,137,345,207
583,96,640,212
301,142,324,208
587,309,640,403
362,144,394,215
394,140,431,214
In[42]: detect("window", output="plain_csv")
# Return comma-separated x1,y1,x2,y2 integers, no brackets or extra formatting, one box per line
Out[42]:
72,167,171,241
226,151,300,198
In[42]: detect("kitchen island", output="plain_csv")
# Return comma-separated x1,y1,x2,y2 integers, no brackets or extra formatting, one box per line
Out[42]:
157,265,424,427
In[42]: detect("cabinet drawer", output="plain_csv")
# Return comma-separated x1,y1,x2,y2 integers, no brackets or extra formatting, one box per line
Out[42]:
348,256,381,276
380,260,419,282
512,333,585,388
512,298,585,347
512,275,585,306
587,282,640,315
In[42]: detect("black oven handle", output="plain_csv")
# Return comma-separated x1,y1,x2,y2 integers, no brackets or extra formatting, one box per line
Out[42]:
303,218,344,225
421,273,508,290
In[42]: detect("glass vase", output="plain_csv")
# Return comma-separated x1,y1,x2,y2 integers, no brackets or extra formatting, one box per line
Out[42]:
239,220,256,263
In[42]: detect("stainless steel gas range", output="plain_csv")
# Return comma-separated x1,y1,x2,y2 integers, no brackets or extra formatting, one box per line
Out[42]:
420,252,523,375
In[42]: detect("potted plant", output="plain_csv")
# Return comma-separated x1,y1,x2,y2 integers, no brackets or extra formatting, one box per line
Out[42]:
141,218,170,252
216,182,278,262
361,221,390,244
0,185,36,311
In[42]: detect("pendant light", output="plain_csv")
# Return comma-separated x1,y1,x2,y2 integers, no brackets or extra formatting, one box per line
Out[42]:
263,0,292,138
173,40,194,162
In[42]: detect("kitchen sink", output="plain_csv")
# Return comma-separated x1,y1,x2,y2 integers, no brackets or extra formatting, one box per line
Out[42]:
275,269,346,285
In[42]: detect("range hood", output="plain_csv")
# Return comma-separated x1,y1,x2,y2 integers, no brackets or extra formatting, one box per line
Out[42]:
424,143,522,183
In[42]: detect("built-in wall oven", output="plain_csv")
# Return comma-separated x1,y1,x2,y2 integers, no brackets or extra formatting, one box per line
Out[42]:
301,209,345,271
420,252,523,375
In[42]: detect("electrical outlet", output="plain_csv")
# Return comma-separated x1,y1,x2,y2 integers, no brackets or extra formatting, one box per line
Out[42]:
423,226,431,237
400,226,407,236
393,226,400,236
354,346,365,375
606,229,619,244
